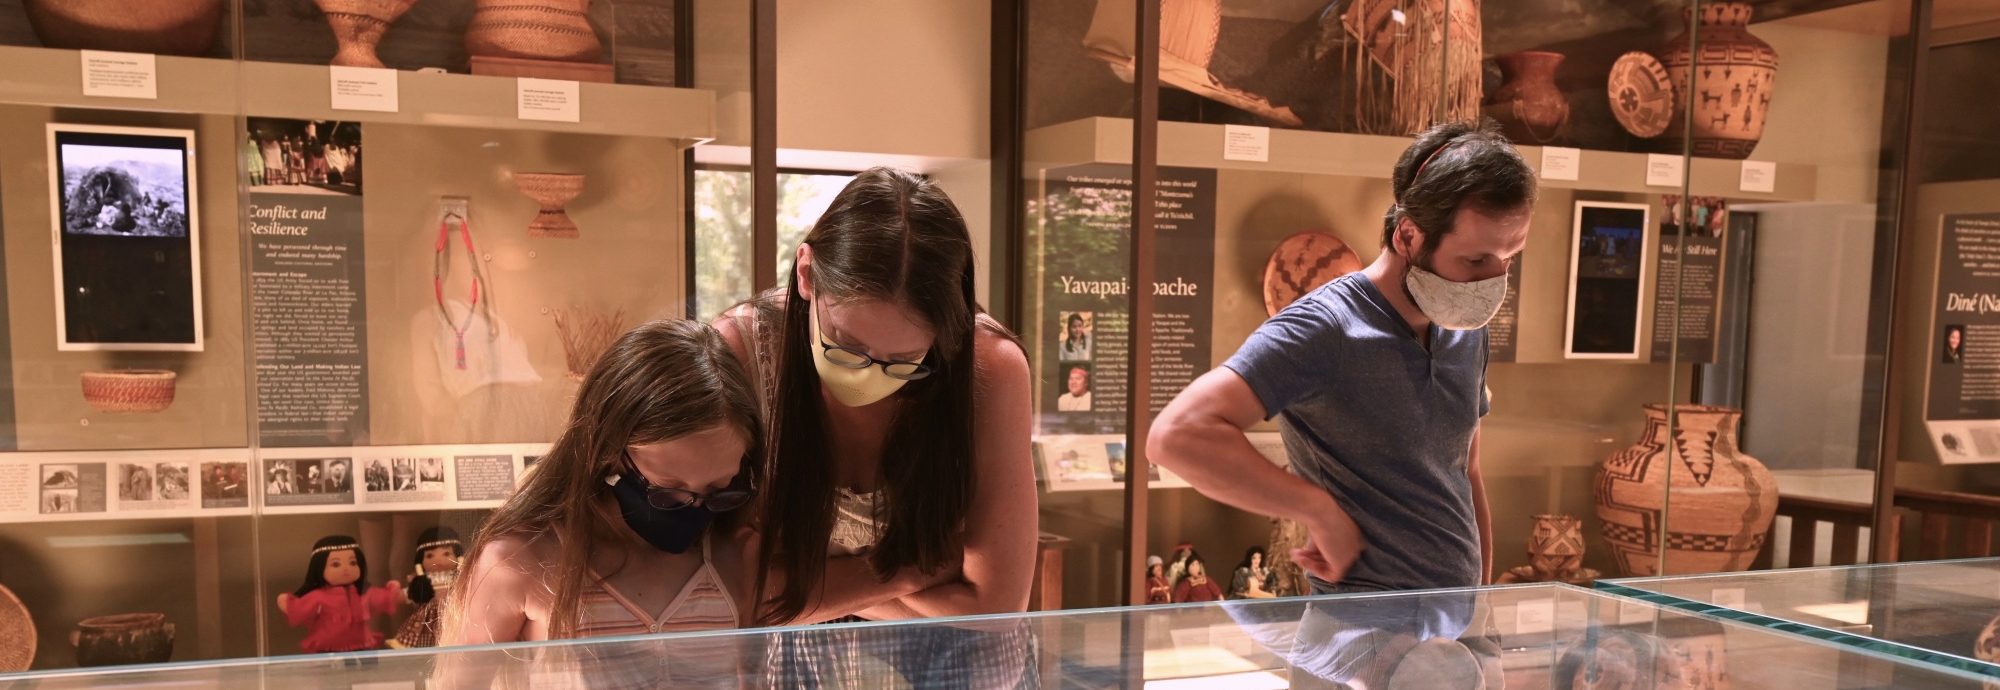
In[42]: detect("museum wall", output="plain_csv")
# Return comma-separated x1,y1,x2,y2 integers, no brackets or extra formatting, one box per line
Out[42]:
777,0,990,162
0,106,249,452
1741,203,1879,474
361,125,687,446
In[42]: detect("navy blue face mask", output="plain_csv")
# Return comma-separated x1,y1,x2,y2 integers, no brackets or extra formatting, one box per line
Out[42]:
606,473,712,554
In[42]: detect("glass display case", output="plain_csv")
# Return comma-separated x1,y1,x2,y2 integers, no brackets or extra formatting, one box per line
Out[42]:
1013,0,1948,613
1605,558,2000,679
10,583,2000,688
4,0,2000,680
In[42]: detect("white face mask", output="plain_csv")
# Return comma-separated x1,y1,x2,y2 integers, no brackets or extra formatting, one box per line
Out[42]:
809,302,918,407
1404,262,1508,331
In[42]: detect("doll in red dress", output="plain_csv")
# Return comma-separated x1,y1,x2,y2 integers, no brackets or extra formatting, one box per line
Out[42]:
277,535,401,653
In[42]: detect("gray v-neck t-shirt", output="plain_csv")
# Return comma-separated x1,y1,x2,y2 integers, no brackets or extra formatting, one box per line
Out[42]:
1223,273,1489,593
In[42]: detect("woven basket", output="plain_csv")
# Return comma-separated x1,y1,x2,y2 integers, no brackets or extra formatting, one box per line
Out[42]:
80,370,178,414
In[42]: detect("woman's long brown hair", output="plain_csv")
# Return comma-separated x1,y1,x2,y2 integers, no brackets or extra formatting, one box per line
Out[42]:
753,167,1009,625
443,319,762,641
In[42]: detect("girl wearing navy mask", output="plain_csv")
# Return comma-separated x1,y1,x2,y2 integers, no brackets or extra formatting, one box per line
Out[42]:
444,319,763,645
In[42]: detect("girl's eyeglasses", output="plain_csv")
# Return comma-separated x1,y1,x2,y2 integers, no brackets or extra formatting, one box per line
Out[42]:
815,304,933,380
621,453,756,512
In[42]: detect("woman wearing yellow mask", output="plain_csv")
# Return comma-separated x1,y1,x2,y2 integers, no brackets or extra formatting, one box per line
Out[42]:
717,167,1037,683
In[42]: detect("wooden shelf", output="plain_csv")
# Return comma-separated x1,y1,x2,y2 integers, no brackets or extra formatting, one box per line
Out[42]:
0,45,716,143
1027,117,1858,204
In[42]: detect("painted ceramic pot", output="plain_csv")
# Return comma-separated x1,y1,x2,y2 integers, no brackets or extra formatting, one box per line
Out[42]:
1597,404,1778,576
1262,232,1364,317
1528,513,1586,580
1660,2,1779,159
23,0,224,56
465,0,602,63
0,583,33,672
1486,51,1570,145
81,370,177,414
1607,51,1676,140
72,613,174,667
515,173,585,239
314,0,419,68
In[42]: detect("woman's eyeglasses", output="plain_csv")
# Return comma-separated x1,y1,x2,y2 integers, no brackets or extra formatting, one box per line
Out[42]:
622,453,756,512
815,304,933,381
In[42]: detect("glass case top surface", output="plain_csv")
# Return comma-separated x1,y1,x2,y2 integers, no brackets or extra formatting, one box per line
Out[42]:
1605,558,2000,678
4,582,1997,689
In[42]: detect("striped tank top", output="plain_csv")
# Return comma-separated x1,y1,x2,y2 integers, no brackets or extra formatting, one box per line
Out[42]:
519,537,742,689
573,535,739,637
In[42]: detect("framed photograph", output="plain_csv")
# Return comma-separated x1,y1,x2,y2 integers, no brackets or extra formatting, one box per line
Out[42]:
47,124,204,351
1565,201,1650,360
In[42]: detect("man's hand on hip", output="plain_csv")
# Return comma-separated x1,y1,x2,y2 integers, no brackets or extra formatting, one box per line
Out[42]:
1293,507,1365,584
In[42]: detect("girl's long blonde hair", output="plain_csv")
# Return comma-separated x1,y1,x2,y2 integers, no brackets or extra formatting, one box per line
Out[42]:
443,319,763,641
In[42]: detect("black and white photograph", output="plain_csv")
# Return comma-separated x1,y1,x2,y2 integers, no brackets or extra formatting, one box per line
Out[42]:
201,462,248,503
1058,311,1094,362
266,458,352,507
266,461,297,496
119,463,154,501
392,459,422,492
365,459,392,492
1945,324,1966,365
156,463,190,501
41,464,79,490
297,459,326,495
1566,201,1651,360
42,490,78,515
246,118,362,196
324,458,353,494
48,124,204,352
418,457,446,490
53,135,190,238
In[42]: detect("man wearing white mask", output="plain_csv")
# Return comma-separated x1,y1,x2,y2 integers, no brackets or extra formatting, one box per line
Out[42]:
1151,120,1533,596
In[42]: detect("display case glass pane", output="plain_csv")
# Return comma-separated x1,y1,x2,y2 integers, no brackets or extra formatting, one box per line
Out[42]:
15,583,2000,688
1607,558,2000,679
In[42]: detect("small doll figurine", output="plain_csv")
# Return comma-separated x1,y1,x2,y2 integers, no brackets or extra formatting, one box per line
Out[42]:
277,535,401,654
1145,555,1172,605
390,526,463,648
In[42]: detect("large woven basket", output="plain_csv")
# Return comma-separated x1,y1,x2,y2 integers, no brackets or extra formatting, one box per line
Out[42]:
80,370,178,414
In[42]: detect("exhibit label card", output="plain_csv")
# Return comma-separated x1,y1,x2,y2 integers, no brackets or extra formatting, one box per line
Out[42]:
329,66,399,113
1739,160,1777,193
1923,213,2000,464
1038,164,1217,437
1540,146,1581,181
1646,154,1684,187
1222,125,1270,163
517,78,582,123
1650,196,1729,364
80,51,158,100
245,118,371,447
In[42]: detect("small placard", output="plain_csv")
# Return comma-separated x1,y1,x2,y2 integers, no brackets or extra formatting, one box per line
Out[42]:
517,78,582,123
1711,587,1748,610
1515,598,1556,634
1540,146,1581,181
329,66,399,112
1223,125,1271,163
80,51,158,100
1618,599,1658,625
1739,160,1777,193
1646,154,1685,187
